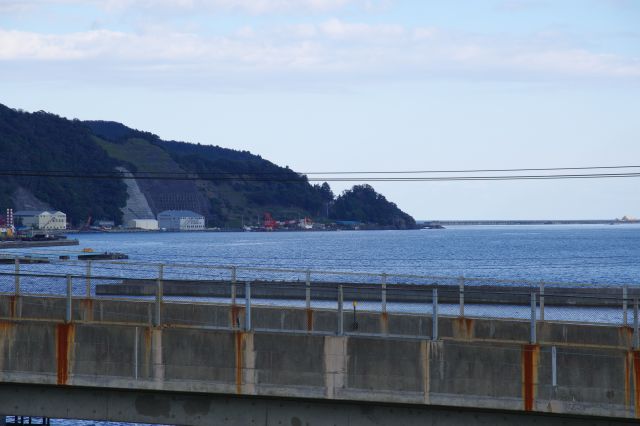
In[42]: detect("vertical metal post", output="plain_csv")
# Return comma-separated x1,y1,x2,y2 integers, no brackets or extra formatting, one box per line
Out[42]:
634,298,639,350
245,281,252,331
459,276,465,317
539,280,545,321
154,264,163,327
14,258,20,295
381,273,387,315
432,288,439,340
338,285,344,336
530,292,537,344
231,266,237,306
623,285,628,326
305,270,311,310
85,260,92,297
65,275,72,323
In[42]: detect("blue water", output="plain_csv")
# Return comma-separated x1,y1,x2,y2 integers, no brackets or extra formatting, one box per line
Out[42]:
3,225,639,425
6,224,639,285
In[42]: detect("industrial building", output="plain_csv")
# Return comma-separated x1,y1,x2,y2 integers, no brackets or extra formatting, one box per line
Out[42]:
157,210,204,231
14,211,67,230
127,219,159,230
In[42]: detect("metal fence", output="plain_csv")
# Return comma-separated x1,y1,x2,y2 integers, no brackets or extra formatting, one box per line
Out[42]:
0,258,639,343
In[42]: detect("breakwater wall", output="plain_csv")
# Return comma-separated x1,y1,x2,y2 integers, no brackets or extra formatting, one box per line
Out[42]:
95,278,635,307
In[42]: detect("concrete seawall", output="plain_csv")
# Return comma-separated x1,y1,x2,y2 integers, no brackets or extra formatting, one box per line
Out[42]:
95,278,633,307
0,294,638,422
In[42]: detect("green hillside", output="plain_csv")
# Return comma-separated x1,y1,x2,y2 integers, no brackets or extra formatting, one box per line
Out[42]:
0,104,127,224
0,104,416,229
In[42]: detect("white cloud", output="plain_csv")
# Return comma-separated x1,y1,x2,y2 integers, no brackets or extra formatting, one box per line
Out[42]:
4,0,371,14
0,21,638,86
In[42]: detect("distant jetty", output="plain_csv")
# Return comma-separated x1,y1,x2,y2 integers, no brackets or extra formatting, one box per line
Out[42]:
0,239,79,249
418,219,639,226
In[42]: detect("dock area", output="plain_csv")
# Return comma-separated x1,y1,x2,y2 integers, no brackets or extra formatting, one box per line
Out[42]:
0,239,79,249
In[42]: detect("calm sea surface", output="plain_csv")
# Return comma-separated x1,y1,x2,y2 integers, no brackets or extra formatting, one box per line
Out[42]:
39,224,640,285
4,224,639,425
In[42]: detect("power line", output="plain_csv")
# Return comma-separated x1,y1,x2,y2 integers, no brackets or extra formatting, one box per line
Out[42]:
3,165,640,176
1,170,640,182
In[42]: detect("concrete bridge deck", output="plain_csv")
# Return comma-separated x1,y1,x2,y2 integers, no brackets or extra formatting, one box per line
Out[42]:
0,288,639,425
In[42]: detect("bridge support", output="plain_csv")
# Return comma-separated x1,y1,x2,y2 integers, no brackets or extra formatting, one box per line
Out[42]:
0,383,634,426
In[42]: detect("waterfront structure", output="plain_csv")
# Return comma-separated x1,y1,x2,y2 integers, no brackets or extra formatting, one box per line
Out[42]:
157,210,204,231
95,220,115,229
127,219,159,230
14,210,66,230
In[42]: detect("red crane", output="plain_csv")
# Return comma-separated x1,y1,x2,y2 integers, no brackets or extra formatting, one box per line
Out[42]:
263,212,277,231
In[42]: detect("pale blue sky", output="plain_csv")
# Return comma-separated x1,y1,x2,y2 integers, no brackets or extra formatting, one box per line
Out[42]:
1,0,638,219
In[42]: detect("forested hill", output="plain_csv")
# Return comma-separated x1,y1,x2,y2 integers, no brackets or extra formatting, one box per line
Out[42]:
0,104,416,228
331,185,416,229
0,104,127,224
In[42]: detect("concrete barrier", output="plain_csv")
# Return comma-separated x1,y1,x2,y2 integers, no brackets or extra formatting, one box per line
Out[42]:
95,279,632,307
0,294,637,421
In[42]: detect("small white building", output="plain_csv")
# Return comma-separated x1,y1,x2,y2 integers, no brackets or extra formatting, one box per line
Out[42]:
157,210,205,231
14,210,67,230
127,219,159,230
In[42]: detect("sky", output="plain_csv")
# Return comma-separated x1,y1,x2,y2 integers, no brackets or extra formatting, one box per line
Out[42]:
0,0,639,220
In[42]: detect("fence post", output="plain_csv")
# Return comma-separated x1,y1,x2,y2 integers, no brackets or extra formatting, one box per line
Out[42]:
338,285,344,336
623,285,628,326
66,275,72,323
530,292,537,344
539,280,545,321
634,299,639,350
245,281,252,331
432,287,439,340
14,258,20,295
231,266,237,306
305,270,311,311
154,265,164,327
459,276,465,317
85,260,92,297
381,273,387,315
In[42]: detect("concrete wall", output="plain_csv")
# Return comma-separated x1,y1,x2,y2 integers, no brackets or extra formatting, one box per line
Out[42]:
0,294,637,421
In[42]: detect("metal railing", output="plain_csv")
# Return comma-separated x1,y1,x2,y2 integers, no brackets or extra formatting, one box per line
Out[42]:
0,259,638,344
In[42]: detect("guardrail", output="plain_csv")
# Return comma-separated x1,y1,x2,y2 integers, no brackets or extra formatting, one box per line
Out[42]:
0,259,638,344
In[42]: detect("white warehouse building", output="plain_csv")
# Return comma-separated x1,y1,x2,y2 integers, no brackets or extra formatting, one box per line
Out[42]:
157,210,205,231
127,219,159,230
14,210,67,230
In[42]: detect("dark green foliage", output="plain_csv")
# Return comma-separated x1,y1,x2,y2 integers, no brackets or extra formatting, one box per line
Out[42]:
0,105,415,229
330,184,416,229
0,105,127,225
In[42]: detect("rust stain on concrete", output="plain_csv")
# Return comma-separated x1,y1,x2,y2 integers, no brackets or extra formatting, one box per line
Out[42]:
230,305,243,329
633,350,640,417
619,326,633,347
625,351,632,409
8,296,17,318
56,323,75,385
235,331,244,394
380,312,388,334
453,317,475,340
80,299,94,321
521,344,539,411
142,327,153,378
306,308,313,331
144,327,152,352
